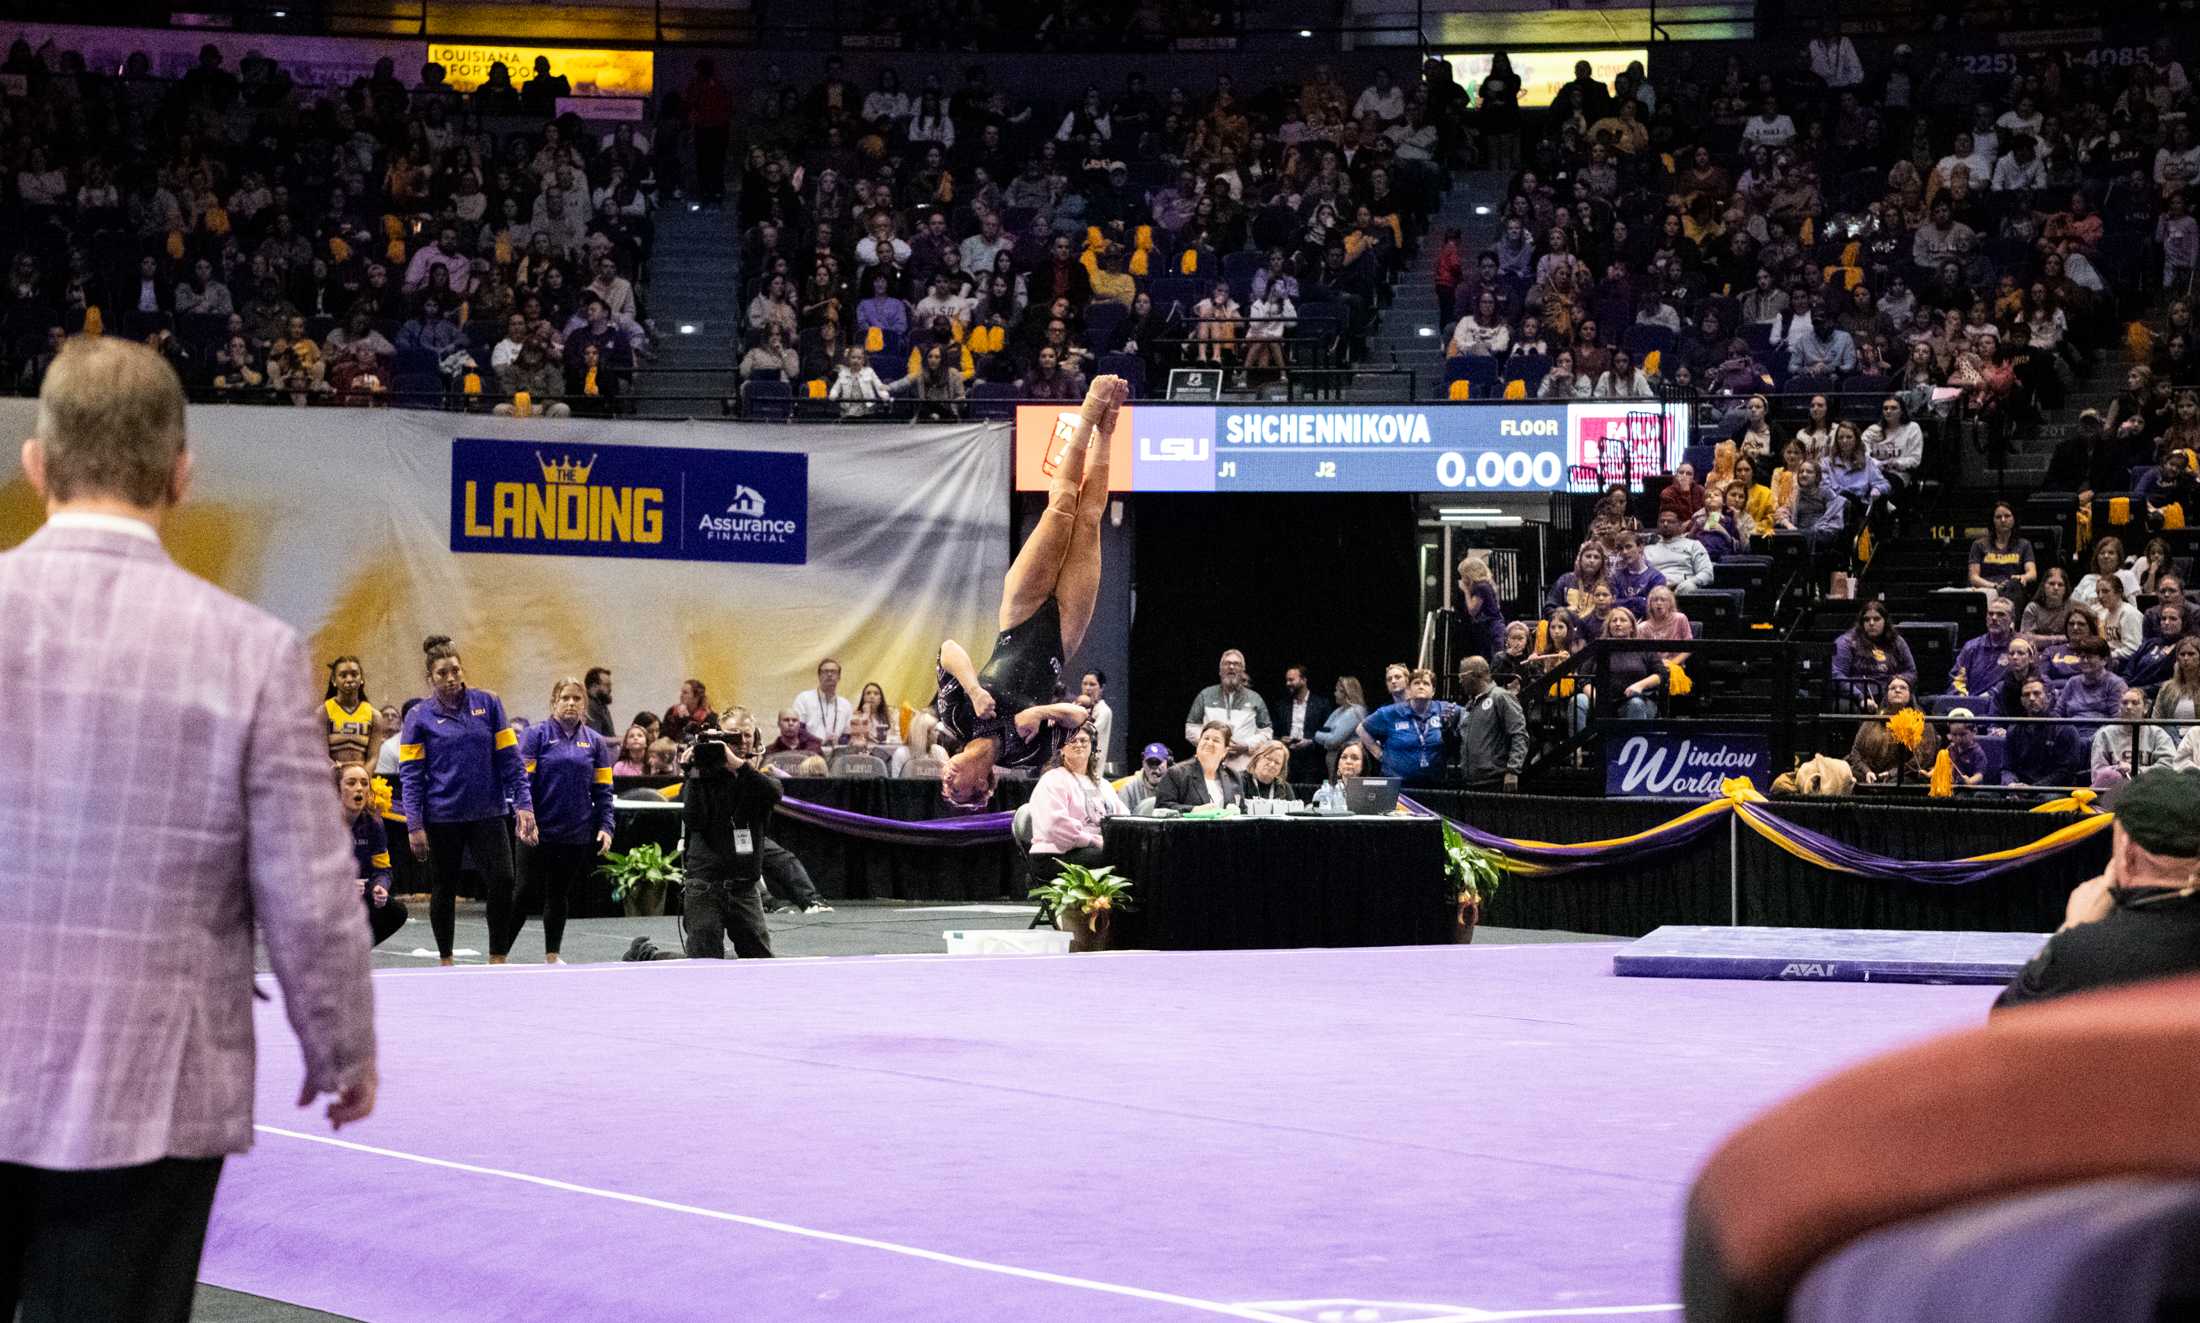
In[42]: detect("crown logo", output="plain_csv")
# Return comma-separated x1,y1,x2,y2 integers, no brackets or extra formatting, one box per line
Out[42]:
535,451,598,485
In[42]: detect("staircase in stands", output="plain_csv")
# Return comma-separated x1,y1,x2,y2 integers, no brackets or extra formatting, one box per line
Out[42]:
1372,170,1506,401
632,201,744,419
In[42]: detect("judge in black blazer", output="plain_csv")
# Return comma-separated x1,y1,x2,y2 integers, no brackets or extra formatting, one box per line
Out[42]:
1155,720,1243,809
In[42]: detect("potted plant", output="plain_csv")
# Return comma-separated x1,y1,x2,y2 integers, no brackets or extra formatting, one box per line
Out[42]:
1441,819,1506,944
1028,863,1135,952
598,842,682,918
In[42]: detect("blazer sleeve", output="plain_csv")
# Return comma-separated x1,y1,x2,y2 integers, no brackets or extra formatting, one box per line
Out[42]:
1153,764,1193,809
1500,694,1529,772
244,631,376,1094
487,693,533,812
592,731,617,838
1216,768,1244,805
1306,694,1336,739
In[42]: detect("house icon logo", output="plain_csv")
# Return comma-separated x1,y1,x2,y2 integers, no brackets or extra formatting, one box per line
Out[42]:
726,486,767,517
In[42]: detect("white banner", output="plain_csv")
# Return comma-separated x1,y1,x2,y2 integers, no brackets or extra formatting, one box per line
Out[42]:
0,402,1011,730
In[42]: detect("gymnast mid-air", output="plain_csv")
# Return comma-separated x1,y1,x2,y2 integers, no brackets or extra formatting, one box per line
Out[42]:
933,374,1128,808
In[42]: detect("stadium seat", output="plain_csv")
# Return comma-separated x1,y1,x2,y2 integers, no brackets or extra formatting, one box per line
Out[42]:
1676,589,1744,637
1222,250,1265,305
1507,353,1549,395
1896,622,1960,696
1094,352,1145,399
1148,277,1201,315
1620,323,1676,360
742,379,793,421
1084,301,1127,348
968,381,1021,420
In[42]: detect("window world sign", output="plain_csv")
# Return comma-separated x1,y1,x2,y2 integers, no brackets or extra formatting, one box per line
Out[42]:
1012,401,1687,494
1605,731,1772,797
449,438,808,565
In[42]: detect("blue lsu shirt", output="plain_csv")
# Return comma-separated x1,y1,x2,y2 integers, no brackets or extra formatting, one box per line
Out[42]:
1361,700,1455,781
350,810,392,891
397,688,533,831
520,719,616,844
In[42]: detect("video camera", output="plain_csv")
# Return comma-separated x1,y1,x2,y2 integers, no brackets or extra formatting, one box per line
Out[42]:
688,726,761,774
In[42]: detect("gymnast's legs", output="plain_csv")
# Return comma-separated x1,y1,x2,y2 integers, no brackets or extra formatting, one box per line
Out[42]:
998,374,1124,657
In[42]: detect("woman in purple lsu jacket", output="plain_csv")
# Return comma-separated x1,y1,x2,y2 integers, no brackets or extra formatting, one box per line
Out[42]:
513,677,616,962
398,634,537,964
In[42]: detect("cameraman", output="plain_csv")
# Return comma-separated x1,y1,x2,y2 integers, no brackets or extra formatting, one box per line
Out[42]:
679,725,782,959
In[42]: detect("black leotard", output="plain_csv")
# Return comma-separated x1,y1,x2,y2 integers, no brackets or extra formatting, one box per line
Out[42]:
932,596,1068,770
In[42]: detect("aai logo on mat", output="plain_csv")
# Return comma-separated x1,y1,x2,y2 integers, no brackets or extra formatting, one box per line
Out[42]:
451,438,807,565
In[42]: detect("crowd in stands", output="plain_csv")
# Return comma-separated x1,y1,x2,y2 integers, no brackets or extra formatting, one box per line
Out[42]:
1,39,659,412
722,54,1465,414
1444,35,2190,429
1439,28,2200,790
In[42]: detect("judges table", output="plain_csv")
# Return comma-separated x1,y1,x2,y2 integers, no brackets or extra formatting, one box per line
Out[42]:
1102,814,1453,951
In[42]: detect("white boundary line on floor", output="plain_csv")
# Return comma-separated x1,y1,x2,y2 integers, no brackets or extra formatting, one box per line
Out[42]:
251,1125,1302,1322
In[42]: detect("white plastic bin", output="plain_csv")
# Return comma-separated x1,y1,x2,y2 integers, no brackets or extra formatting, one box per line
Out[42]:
942,928,1072,955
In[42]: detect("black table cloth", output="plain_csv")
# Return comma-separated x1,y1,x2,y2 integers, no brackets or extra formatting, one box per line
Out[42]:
1415,792,2099,937
1101,815,1452,950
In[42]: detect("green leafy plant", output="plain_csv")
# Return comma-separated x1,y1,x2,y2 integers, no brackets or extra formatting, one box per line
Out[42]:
597,842,683,903
1028,862,1136,916
1441,818,1506,904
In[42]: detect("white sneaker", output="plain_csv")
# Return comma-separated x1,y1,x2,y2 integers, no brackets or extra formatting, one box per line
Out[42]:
803,903,835,914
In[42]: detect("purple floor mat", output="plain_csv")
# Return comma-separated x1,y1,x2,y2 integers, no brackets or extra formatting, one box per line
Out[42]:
204,944,1995,1322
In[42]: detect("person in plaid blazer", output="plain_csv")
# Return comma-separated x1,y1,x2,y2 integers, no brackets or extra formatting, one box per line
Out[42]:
0,336,377,1322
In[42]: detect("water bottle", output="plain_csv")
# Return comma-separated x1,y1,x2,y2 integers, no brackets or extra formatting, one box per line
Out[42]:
1313,781,1336,812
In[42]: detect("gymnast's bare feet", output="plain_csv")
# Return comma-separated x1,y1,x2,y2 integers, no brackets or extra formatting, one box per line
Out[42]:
1080,374,1130,423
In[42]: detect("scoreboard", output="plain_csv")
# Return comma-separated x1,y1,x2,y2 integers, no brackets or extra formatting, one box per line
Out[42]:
1011,402,1687,495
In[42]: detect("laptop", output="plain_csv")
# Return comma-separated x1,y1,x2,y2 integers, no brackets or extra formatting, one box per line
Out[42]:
1342,777,1402,815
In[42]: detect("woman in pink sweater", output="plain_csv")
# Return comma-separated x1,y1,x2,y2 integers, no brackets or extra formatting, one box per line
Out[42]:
1028,727,1125,876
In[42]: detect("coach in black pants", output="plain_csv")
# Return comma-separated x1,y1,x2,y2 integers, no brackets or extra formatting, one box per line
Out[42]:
680,733,781,959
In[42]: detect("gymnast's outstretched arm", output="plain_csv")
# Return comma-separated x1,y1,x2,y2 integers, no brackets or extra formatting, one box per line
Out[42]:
1015,702,1089,741
938,639,994,717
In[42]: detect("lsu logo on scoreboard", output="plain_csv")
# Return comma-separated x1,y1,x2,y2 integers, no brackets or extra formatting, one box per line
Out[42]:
460,450,666,545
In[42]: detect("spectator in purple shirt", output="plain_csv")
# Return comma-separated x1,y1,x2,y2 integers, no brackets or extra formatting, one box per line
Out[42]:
2053,636,2128,718
855,271,912,341
1949,595,2017,698
1831,600,1918,709
1606,530,1668,615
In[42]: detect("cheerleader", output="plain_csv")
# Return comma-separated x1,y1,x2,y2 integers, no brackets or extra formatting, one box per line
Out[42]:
397,635,536,965
323,655,377,764
513,678,615,962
